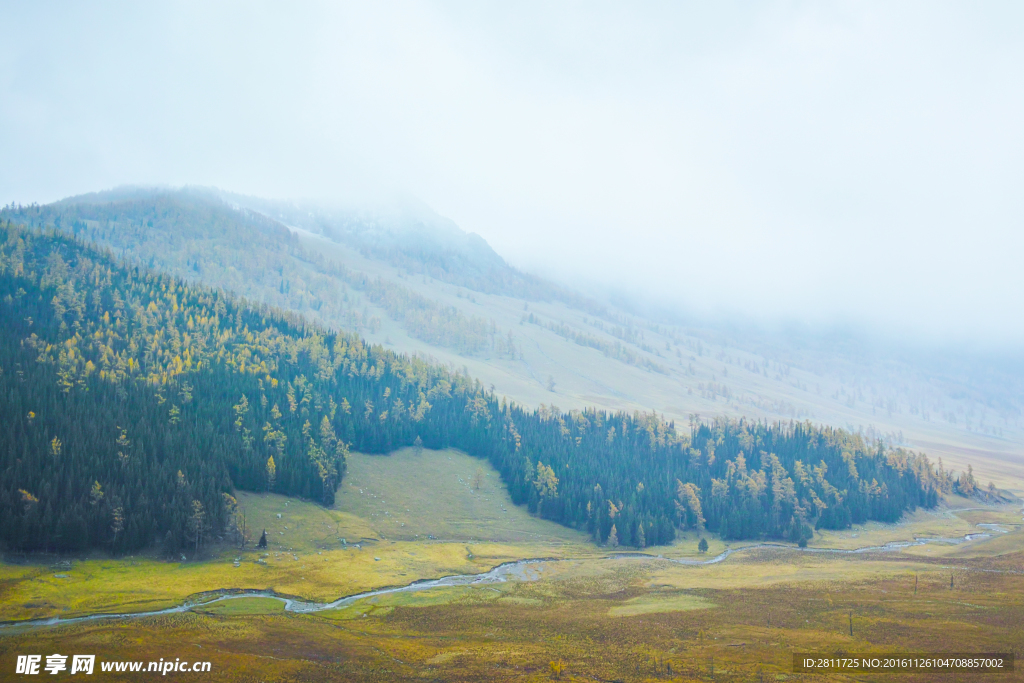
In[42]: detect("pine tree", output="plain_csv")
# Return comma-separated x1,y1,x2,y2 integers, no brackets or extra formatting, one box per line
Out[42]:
188,500,207,556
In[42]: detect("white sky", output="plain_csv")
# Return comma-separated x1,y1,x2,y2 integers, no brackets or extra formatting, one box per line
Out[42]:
2,2,1023,346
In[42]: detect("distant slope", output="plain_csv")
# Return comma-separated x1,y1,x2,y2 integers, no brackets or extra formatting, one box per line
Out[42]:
217,188,603,312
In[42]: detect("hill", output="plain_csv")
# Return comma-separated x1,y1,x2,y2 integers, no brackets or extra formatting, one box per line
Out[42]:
4,187,1020,498
0,221,942,554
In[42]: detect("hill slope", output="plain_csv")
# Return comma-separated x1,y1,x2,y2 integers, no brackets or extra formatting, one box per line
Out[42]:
0,221,941,554
4,188,1021,495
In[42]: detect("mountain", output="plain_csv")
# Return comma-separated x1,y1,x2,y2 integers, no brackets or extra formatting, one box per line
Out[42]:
216,188,605,311
4,187,1021,497
0,219,943,554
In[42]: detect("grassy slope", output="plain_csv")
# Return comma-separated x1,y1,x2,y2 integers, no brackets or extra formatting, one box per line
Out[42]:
334,447,587,544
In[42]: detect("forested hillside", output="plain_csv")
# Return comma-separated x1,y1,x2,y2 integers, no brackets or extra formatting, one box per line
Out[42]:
2,191,510,356
0,222,949,555
6,188,1019,504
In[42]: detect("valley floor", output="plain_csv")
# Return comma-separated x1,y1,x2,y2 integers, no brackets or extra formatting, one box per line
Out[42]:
2,449,1022,682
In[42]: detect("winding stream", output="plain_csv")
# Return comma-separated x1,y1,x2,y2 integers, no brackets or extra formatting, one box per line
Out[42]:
0,529,1005,633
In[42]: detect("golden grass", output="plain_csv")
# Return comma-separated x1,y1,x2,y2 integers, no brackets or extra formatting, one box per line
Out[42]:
607,591,714,617
944,526,1024,558
2,444,1022,683
809,506,972,550
954,506,1023,526
319,585,506,621
645,554,929,592
0,538,587,622
6,555,1021,682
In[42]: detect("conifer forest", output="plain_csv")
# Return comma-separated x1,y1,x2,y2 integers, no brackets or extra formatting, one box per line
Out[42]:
1,222,951,556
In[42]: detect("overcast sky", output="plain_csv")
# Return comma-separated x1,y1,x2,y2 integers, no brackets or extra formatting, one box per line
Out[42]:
2,2,1023,346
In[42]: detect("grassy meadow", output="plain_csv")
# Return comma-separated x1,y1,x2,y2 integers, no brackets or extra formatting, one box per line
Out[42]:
333,447,592,545
3,551,1021,681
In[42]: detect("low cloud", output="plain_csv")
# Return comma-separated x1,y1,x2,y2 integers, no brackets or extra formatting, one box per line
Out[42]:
1,2,1021,345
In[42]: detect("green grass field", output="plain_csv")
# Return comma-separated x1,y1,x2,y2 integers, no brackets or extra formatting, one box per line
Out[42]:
194,596,285,616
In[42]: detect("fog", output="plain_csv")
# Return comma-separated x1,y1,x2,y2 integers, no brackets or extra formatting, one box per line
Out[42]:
2,2,1023,346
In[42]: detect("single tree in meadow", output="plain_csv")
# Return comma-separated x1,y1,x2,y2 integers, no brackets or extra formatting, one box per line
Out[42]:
698,537,709,553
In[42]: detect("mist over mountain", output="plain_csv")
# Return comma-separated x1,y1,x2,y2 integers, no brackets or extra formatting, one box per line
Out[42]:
219,189,503,280
5,4,1023,348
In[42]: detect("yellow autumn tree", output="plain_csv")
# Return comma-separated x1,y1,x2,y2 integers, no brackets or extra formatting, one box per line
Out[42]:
534,462,558,499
